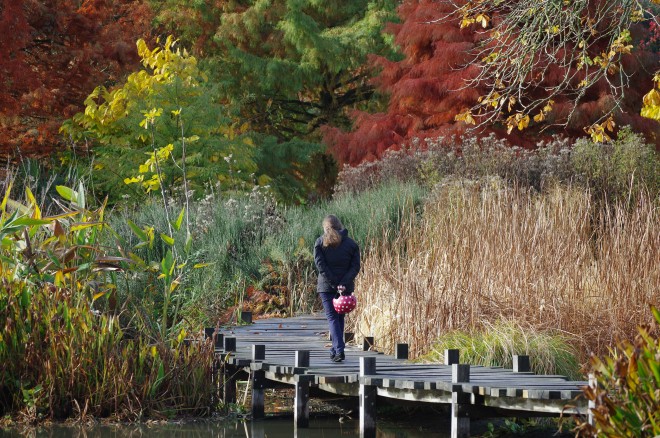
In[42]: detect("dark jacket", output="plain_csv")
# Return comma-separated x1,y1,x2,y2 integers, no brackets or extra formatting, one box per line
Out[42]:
314,229,361,294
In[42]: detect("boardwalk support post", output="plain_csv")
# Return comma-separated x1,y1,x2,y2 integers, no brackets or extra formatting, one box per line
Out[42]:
360,356,377,438
513,355,530,373
214,332,224,350
252,345,266,419
205,327,222,405
451,364,470,438
223,337,237,404
295,350,311,428
204,327,214,340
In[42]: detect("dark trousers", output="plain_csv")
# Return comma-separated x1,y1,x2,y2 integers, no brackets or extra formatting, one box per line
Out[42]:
320,292,345,355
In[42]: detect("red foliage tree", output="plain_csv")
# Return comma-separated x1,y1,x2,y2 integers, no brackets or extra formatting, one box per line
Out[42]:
325,0,660,167
0,0,153,161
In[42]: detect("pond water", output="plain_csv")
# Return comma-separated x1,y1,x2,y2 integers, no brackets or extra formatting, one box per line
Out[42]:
0,416,453,438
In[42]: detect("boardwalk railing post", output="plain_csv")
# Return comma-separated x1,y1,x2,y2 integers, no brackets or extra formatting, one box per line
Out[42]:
395,343,409,360
513,355,530,373
223,337,237,404
363,336,374,351
252,345,266,419
360,356,377,438
295,350,311,428
240,311,253,324
445,349,460,365
451,364,470,438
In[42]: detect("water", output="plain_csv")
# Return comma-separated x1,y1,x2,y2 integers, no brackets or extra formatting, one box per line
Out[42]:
0,416,452,438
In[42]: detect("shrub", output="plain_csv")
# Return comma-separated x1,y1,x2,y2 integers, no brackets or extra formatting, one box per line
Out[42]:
577,306,660,437
335,129,659,204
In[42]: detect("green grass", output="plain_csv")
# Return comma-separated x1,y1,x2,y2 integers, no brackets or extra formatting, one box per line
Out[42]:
423,320,582,380
109,181,428,325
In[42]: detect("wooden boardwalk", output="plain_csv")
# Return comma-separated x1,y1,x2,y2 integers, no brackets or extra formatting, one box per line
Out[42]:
209,314,588,438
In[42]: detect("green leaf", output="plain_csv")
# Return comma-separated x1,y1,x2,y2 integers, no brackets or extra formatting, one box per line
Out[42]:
56,185,77,203
651,305,660,325
77,181,86,209
160,233,175,246
127,220,148,242
20,287,30,308
173,207,185,231
161,249,174,276
184,233,192,254
10,217,51,227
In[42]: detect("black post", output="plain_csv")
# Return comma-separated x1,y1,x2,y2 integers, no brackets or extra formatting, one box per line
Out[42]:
451,364,470,438
445,349,460,365
224,336,236,352
359,357,377,438
395,343,409,360
240,311,253,324
513,355,531,373
363,336,374,351
295,350,311,428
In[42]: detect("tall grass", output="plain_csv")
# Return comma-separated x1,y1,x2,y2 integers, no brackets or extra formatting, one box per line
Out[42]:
109,182,428,324
348,178,659,365
0,182,214,422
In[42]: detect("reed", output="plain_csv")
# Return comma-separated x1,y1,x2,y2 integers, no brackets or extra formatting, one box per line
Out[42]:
0,182,215,421
348,178,659,366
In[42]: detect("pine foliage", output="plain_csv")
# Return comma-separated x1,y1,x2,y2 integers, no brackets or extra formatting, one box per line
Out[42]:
154,0,400,140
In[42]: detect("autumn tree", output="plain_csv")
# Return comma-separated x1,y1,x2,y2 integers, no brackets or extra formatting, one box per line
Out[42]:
325,0,659,166
62,36,259,202
0,0,152,160
324,1,485,165
450,0,660,142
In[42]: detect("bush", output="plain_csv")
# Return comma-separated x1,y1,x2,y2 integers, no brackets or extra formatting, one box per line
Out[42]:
577,306,660,437
335,129,659,204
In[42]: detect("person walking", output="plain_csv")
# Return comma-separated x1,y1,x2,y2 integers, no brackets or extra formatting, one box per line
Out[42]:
314,214,361,363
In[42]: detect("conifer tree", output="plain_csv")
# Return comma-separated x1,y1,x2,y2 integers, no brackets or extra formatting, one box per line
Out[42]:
154,0,400,140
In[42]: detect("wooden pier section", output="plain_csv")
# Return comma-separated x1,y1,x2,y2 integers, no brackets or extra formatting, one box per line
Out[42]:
208,314,588,437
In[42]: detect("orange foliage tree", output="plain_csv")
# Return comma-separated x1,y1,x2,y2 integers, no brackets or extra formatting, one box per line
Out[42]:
0,0,152,161
325,0,660,167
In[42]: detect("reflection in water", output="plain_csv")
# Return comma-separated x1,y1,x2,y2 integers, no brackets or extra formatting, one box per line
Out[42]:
0,417,451,438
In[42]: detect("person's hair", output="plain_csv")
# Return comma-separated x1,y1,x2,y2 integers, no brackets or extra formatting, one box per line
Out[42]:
322,215,344,248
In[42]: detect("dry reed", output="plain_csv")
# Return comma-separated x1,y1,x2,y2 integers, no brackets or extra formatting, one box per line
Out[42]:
348,178,659,365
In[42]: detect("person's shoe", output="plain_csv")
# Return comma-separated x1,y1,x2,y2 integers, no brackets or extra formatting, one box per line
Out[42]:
332,352,345,362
